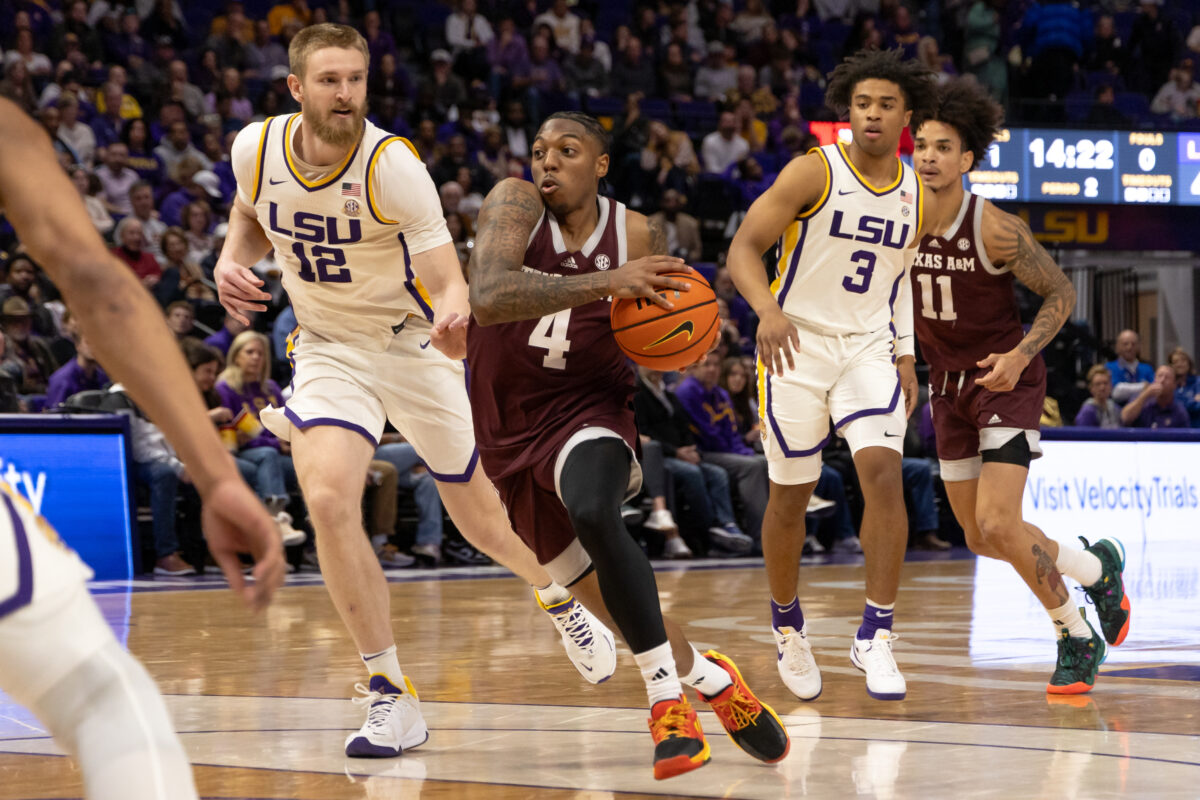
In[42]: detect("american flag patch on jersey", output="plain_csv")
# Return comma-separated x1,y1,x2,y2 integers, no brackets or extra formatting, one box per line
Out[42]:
900,189,913,204
341,182,362,197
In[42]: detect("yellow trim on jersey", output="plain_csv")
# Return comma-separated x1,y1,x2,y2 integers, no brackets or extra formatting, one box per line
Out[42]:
282,114,357,190
797,147,832,220
836,141,902,194
366,136,415,225
413,279,433,312
770,219,802,296
912,173,925,248
756,357,768,423
250,115,275,204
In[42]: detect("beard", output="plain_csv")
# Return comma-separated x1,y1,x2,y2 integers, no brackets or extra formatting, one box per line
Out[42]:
305,98,368,149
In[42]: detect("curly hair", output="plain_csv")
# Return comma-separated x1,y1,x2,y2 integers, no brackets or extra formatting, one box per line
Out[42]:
825,48,937,119
912,76,1004,168
537,111,611,155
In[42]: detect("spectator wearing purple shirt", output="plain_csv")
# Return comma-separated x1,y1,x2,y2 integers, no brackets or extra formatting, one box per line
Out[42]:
1074,364,1121,428
45,333,108,409
215,331,297,523
488,18,531,92
205,310,252,356
1119,364,1190,429
674,351,769,541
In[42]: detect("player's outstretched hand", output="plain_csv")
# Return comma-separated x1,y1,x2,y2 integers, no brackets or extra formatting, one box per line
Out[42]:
898,357,918,419
975,349,1030,393
756,306,800,375
215,259,272,325
608,255,690,309
200,476,286,613
431,312,469,359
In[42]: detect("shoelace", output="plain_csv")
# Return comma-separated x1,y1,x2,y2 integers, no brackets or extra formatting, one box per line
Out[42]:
556,603,595,651
650,703,695,743
351,683,406,734
781,632,817,675
860,634,902,677
710,682,761,731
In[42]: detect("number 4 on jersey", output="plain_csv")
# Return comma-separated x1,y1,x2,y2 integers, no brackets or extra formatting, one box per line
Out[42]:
529,309,572,369
916,273,957,321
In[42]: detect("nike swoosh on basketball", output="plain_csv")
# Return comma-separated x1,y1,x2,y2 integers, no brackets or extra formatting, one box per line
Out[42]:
645,320,694,350
268,177,286,185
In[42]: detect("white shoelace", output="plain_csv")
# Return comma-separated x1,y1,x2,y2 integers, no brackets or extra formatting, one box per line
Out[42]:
555,603,595,652
859,634,902,677
781,632,817,676
351,683,406,734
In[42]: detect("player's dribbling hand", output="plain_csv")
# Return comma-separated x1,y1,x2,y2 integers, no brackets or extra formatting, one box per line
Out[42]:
608,255,689,309
975,349,1030,393
756,306,800,375
200,476,286,613
431,311,469,359
215,259,272,325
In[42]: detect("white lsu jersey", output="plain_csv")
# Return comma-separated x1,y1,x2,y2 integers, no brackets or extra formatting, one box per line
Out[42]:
231,114,452,352
772,142,923,336
0,483,92,621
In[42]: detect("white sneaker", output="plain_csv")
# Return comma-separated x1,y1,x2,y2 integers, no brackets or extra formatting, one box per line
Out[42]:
774,625,822,700
804,534,826,555
275,511,306,547
835,535,863,554
807,494,836,515
850,630,906,700
345,675,428,757
662,535,693,559
538,594,617,684
643,508,678,532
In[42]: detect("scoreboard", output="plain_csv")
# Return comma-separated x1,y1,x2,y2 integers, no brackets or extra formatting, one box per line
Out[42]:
968,128,1200,206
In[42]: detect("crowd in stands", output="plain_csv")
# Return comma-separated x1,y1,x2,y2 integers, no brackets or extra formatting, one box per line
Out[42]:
0,0,1199,572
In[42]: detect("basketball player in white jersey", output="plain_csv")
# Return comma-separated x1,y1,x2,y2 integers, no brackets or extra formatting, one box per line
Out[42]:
728,49,936,702
0,96,285,799
215,24,615,758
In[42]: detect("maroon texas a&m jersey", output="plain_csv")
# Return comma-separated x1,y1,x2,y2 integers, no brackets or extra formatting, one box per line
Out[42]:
912,191,1039,372
467,194,637,482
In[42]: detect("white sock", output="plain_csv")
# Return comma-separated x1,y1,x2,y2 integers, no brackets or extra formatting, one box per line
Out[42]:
1047,600,1091,639
633,641,683,707
679,647,733,698
534,581,571,608
1054,544,1103,587
361,645,404,688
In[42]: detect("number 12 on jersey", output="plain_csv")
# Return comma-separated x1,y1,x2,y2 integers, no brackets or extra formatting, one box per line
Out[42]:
529,309,572,369
915,273,957,321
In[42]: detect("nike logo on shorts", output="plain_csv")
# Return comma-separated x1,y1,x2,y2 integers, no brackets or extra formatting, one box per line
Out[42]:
419,339,431,349
883,431,902,438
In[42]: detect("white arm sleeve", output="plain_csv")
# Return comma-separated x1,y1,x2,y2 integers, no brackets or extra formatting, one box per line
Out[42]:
893,249,916,359
372,142,453,255
230,121,266,206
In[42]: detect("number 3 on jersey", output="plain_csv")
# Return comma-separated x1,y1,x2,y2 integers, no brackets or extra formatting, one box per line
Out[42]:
915,273,957,321
529,309,572,369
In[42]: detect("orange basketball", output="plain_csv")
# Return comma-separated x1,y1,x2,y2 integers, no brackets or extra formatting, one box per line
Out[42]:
610,271,719,370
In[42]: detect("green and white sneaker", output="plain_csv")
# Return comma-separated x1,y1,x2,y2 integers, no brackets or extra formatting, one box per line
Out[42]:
1046,610,1107,695
1079,536,1131,646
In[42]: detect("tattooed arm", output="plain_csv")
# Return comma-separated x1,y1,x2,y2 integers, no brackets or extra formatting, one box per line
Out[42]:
626,210,668,259
976,202,1077,392
468,179,687,325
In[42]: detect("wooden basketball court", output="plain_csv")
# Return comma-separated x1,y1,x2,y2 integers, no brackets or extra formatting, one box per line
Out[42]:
1,542,1197,799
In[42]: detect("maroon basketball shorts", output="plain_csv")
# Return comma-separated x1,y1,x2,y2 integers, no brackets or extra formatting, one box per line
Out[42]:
488,427,641,587
929,362,1046,482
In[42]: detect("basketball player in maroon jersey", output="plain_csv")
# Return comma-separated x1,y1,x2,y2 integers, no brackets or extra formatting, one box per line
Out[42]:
912,78,1130,694
467,112,789,780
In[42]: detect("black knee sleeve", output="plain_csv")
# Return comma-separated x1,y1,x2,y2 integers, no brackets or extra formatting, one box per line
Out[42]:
981,432,1032,468
560,438,667,653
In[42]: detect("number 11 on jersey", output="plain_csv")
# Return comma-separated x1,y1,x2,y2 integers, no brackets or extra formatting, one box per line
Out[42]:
528,309,573,369
916,273,957,321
